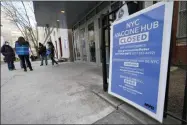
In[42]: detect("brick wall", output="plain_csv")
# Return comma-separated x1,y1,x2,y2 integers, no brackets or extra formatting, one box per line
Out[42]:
173,40,187,65
171,1,187,65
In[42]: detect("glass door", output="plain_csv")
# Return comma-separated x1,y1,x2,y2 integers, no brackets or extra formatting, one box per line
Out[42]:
88,22,96,62
80,28,87,61
73,31,81,61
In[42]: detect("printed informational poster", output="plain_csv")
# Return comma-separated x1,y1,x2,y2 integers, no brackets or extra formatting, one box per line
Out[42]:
109,2,173,123
64,38,68,49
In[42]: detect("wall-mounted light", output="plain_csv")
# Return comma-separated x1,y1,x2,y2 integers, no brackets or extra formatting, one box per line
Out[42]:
57,20,60,22
61,10,65,13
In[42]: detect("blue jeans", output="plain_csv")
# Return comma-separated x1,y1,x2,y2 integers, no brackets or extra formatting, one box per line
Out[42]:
41,55,48,65
7,61,15,70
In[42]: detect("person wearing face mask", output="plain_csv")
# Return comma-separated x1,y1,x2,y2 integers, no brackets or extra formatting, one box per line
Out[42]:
1,41,16,71
38,42,48,66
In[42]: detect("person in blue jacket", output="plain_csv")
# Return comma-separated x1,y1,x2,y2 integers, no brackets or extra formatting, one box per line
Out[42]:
15,37,33,72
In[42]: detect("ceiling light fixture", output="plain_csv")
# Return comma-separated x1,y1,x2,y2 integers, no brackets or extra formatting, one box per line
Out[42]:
61,10,65,13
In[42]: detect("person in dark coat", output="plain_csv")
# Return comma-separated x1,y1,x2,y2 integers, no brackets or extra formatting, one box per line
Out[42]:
38,42,48,66
15,37,33,72
1,41,16,70
47,41,58,65
90,41,96,62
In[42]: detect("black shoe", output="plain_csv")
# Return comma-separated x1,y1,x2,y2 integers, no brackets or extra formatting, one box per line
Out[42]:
24,69,27,72
30,69,33,71
40,64,43,66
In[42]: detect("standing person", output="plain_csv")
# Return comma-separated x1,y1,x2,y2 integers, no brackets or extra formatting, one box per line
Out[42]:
20,60,29,68
15,37,33,72
38,42,48,66
1,41,16,71
90,41,96,62
47,41,58,65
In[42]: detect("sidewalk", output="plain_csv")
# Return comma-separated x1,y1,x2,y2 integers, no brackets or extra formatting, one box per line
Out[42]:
1,62,115,124
93,66,182,124
1,61,182,124
92,88,181,124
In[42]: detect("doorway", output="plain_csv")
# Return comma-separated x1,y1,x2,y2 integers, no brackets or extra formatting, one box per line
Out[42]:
80,28,87,61
73,31,81,61
58,37,63,58
88,22,96,62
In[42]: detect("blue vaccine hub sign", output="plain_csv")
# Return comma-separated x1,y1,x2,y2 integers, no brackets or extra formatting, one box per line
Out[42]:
109,2,173,123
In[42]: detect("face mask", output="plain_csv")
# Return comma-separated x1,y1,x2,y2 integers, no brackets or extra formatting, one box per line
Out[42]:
5,42,9,45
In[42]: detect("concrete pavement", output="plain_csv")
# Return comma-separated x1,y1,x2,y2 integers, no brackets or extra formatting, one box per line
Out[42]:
1,61,115,124
94,110,139,124
1,61,179,124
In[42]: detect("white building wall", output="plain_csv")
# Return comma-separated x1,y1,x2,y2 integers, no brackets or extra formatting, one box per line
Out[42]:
58,29,70,59
48,27,70,59
64,29,70,58
54,28,60,58
1,36,5,62
144,1,154,8
53,28,60,59
38,27,46,44
144,1,161,8
1,36,5,47
50,29,58,58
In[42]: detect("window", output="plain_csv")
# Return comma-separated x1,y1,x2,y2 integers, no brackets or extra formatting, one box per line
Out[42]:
98,12,109,29
88,22,96,62
178,1,187,38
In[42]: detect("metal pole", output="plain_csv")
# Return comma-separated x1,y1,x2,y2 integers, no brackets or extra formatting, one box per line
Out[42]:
71,29,75,62
164,33,173,118
164,4,175,116
107,14,110,55
182,70,187,124
101,14,108,92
